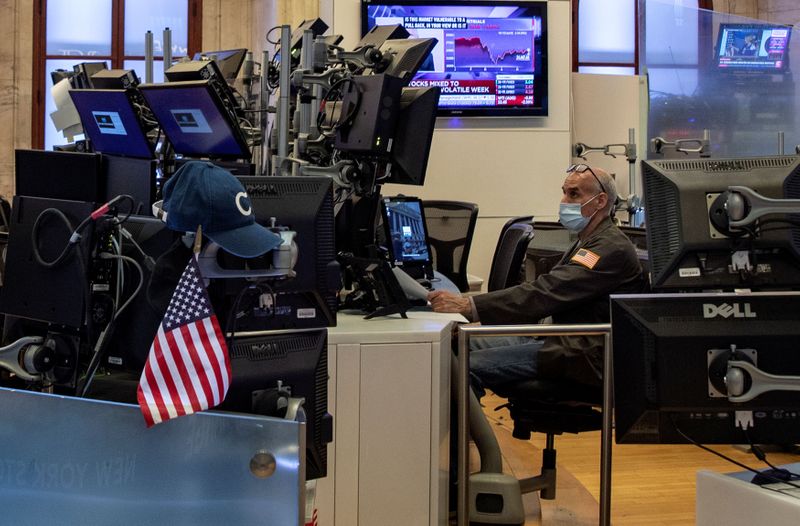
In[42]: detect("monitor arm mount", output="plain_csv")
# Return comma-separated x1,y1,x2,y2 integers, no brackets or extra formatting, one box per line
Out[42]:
726,360,800,403
327,44,384,72
650,129,711,157
0,336,53,383
573,128,643,225
704,186,800,276
724,185,800,228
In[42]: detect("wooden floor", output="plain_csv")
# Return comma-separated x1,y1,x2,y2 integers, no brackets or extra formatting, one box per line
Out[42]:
476,392,800,525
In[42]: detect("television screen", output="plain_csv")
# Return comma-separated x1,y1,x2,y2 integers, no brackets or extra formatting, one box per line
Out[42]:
716,23,792,71
362,1,547,117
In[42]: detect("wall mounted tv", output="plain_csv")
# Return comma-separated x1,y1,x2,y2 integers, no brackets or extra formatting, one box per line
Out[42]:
715,23,792,71
362,1,548,117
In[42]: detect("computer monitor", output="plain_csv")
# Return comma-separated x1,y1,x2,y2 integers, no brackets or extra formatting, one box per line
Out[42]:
70,89,155,159
641,156,800,291
219,328,332,480
375,37,438,84
15,149,104,202
386,86,440,186
716,23,792,71
102,155,158,214
72,62,108,89
89,69,140,89
209,176,339,332
193,48,247,81
611,292,800,445
104,215,179,372
139,80,251,159
380,195,433,278
0,196,96,328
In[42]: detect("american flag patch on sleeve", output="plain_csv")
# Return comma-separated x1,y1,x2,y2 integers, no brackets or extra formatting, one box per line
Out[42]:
571,248,601,269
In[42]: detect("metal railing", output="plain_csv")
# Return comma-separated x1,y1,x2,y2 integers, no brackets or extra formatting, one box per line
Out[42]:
456,323,613,526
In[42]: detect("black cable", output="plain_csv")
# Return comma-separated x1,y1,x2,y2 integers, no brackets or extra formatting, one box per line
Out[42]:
223,281,276,350
671,415,800,489
743,429,800,480
31,208,93,268
265,26,282,45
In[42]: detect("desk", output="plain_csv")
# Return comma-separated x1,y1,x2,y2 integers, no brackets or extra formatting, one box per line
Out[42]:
696,465,800,525
316,312,455,526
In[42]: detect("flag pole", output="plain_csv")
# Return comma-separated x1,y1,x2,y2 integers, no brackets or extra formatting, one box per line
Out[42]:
193,225,203,255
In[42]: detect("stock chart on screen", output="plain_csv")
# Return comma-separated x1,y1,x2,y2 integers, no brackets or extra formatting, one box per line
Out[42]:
363,2,548,116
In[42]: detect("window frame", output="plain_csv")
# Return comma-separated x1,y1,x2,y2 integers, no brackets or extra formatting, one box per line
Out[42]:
571,0,715,74
32,0,203,148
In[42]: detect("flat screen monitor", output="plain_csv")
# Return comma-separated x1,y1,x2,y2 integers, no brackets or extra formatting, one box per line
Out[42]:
716,23,792,71
219,328,332,480
209,176,339,332
641,156,800,291
611,292,800,445
362,0,548,117
0,196,96,328
15,149,104,202
104,215,179,372
386,86,439,185
193,48,247,80
139,80,251,160
380,195,433,273
70,89,155,159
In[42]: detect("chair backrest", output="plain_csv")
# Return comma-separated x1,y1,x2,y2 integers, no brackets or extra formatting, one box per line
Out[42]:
421,200,478,293
487,221,534,292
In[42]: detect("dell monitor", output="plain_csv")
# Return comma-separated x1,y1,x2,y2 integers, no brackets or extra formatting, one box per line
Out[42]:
716,23,792,71
219,328,332,480
362,0,548,117
139,80,251,159
70,89,155,159
209,176,339,333
611,292,800,445
641,156,800,291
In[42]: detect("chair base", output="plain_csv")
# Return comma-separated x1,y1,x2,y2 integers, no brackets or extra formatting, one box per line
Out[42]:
468,472,525,525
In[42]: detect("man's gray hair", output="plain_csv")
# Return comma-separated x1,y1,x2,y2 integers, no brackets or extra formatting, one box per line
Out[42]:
594,169,618,214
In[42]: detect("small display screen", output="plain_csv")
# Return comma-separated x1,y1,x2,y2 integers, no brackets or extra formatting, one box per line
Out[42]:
716,23,791,71
70,90,154,159
140,83,249,159
382,197,432,265
363,1,547,116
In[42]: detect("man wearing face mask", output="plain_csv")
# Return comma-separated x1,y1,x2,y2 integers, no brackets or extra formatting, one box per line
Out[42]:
428,164,646,390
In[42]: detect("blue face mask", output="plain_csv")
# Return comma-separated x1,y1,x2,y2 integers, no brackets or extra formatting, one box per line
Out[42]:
559,194,601,233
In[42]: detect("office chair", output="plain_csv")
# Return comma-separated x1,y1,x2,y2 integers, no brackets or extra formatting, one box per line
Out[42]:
487,220,534,292
459,326,607,525
421,200,478,293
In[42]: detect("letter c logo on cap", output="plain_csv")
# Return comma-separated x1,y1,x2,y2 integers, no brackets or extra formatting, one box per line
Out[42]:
235,192,252,216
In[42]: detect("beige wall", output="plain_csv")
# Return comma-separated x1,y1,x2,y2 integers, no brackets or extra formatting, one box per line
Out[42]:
1,0,33,199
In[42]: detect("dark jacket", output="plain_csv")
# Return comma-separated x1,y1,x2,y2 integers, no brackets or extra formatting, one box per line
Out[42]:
472,217,647,386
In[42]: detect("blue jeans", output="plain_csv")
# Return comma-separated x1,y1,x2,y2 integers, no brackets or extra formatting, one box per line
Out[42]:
468,336,542,399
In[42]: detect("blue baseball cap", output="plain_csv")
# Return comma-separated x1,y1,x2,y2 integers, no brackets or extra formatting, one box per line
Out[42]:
161,161,282,258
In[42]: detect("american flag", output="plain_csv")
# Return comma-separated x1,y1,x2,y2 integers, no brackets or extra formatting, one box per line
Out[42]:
137,256,231,427
570,248,601,270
